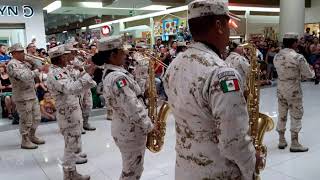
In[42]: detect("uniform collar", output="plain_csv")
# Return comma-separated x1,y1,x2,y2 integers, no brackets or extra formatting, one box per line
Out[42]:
230,52,240,56
189,42,222,58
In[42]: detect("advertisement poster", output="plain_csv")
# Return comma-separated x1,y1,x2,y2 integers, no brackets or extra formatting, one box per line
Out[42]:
154,21,163,37
162,18,179,36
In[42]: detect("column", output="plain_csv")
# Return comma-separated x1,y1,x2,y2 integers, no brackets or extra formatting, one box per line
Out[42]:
280,0,305,39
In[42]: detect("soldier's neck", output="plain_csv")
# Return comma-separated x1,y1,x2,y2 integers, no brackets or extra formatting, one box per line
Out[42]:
199,41,221,58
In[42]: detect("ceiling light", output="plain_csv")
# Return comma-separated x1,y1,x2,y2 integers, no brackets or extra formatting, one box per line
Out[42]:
43,1,62,13
81,27,87,30
80,2,103,8
63,31,67,33
229,6,280,12
139,5,171,11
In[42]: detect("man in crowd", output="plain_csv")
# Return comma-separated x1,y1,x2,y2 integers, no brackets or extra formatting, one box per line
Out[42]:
7,43,45,149
0,44,11,63
274,32,315,152
163,0,257,179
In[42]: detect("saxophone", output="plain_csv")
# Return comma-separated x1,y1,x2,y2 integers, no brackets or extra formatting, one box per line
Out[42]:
242,43,274,179
143,51,170,153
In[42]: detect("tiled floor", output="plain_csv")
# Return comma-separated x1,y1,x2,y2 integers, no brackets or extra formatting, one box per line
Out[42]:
0,82,319,180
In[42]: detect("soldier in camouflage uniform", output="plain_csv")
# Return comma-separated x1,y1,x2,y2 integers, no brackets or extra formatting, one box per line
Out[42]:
7,43,45,149
225,42,250,89
92,36,154,180
163,1,257,180
274,33,315,152
47,45,96,180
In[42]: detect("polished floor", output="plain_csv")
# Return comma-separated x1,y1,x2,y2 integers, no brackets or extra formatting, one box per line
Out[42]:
0,82,319,180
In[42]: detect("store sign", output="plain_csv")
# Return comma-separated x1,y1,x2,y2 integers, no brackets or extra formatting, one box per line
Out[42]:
0,5,34,18
101,25,112,36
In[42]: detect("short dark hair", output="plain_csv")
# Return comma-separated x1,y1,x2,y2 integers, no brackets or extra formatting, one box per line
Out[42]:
0,44,5,48
90,45,97,49
229,42,239,52
283,38,298,48
188,15,229,39
51,56,62,65
92,48,119,66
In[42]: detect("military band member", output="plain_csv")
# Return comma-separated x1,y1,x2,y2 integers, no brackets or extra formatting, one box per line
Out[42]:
274,33,315,152
7,43,45,149
47,45,96,180
164,0,257,180
92,36,154,180
225,42,250,89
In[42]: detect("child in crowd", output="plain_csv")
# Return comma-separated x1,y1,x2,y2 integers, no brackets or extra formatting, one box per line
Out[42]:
40,91,56,122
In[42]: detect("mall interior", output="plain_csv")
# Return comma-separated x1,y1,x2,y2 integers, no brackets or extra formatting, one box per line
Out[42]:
0,0,320,180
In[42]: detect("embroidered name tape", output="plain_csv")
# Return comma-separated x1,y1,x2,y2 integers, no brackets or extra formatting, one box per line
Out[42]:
218,71,236,79
220,79,240,93
116,79,127,88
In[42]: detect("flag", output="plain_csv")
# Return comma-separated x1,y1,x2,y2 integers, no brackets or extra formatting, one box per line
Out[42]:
116,79,127,88
220,79,240,93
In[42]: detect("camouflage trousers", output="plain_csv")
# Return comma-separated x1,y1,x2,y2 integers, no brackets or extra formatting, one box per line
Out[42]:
80,89,93,125
116,143,145,180
277,93,304,133
57,104,83,168
15,99,41,136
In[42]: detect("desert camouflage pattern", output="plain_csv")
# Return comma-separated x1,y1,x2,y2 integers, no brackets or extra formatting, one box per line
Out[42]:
7,58,41,135
163,42,256,180
133,52,149,94
274,48,315,133
225,52,250,89
103,64,153,180
80,89,93,126
47,65,96,168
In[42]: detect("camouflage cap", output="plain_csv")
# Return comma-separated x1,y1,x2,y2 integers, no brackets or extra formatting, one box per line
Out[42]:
48,45,71,58
283,32,299,39
188,0,230,20
97,35,123,51
9,43,24,53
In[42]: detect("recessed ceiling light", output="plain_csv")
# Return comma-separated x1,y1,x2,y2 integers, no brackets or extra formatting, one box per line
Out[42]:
43,1,62,13
80,2,103,8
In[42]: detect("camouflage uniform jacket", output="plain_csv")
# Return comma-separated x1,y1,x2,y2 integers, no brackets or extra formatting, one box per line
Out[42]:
274,48,315,99
7,58,39,102
103,64,154,152
225,52,250,89
163,42,256,180
47,65,96,107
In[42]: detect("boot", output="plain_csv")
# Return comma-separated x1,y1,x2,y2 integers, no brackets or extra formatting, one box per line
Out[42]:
29,128,45,145
76,156,88,165
77,153,87,158
106,109,113,121
290,132,309,152
278,131,288,149
21,134,38,149
83,122,96,131
63,167,90,180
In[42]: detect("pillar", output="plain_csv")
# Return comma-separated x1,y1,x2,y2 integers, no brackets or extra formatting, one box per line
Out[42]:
280,0,305,40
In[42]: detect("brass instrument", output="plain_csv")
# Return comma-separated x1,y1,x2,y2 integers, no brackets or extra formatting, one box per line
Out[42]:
25,54,51,65
143,51,170,153
242,43,274,179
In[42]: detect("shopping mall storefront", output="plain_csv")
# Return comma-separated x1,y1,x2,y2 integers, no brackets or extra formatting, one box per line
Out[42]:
0,1,46,48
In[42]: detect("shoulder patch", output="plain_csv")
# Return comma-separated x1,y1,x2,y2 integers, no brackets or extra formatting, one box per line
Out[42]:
54,74,64,80
220,79,240,93
116,79,127,89
218,71,236,79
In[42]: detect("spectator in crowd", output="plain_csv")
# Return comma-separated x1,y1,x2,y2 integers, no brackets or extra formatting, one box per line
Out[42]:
169,41,178,58
0,64,14,119
40,91,56,122
37,48,48,58
0,44,11,63
27,43,37,56
304,27,312,42
266,45,277,80
35,76,48,101
154,38,163,52
176,42,188,54
90,45,97,55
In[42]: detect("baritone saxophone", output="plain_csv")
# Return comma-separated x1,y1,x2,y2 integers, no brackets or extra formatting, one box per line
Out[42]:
142,50,170,153
241,43,274,179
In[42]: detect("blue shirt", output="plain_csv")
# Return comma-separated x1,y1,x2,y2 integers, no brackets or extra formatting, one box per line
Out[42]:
0,54,11,63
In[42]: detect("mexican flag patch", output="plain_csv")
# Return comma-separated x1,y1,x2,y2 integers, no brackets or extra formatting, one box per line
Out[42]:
54,74,63,80
116,79,127,89
220,79,240,93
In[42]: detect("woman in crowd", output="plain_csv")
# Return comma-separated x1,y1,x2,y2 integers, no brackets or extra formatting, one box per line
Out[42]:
0,64,14,119
265,45,277,80
92,36,155,180
40,91,56,122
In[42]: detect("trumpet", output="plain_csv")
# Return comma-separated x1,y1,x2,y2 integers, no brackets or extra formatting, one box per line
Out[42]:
142,50,169,69
25,54,51,65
